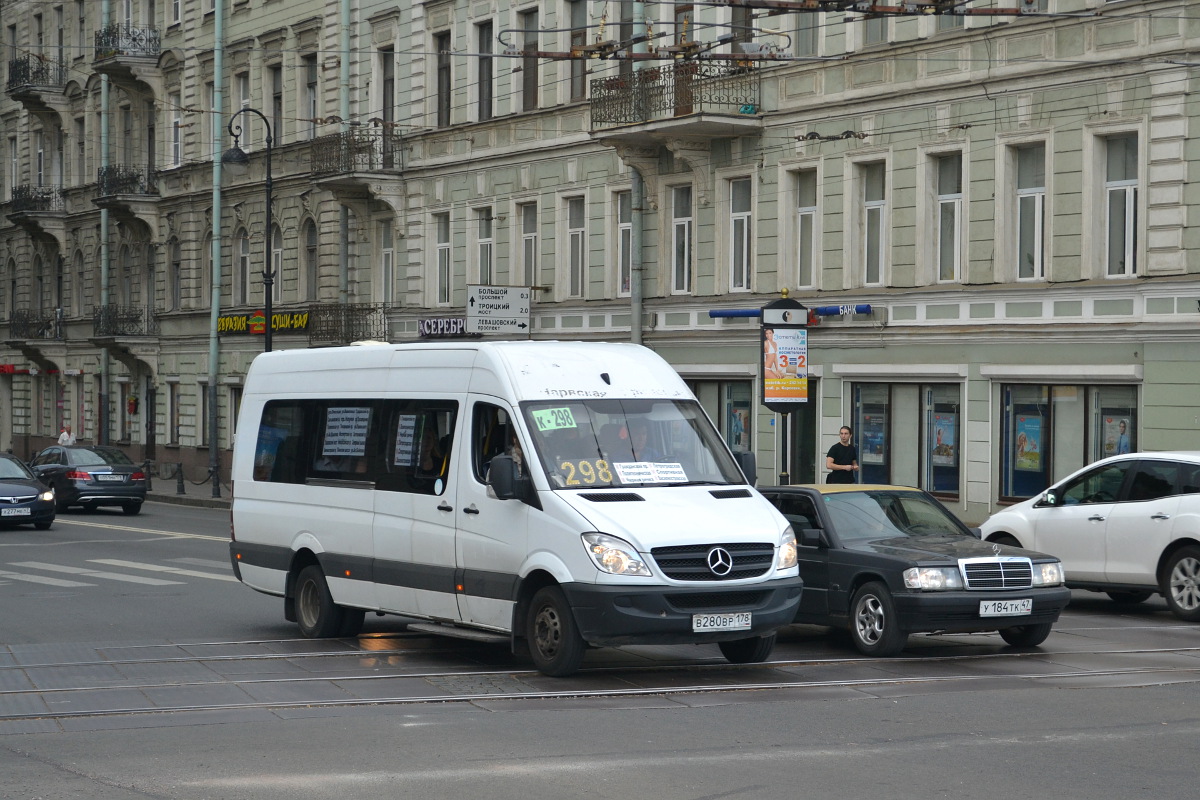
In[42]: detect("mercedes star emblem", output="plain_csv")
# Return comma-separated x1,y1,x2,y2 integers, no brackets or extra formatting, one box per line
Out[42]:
707,547,734,577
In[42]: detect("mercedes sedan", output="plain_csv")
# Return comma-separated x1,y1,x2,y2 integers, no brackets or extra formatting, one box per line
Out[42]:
30,445,147,515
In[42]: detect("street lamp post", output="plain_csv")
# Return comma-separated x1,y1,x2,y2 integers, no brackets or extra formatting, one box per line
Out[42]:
222,108,274,352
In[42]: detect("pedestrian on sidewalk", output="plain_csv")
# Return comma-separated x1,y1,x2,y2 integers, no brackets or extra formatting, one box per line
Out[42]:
57,424,76,446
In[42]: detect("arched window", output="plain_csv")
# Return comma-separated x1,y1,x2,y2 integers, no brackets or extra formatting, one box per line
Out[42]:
144,243,156,308
235,228,250,306
303,220,318,302
73,251,86,316
118,244,133,307
33,255,45,309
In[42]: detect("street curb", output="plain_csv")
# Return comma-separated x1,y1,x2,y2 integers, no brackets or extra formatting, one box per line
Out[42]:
145,491,231,510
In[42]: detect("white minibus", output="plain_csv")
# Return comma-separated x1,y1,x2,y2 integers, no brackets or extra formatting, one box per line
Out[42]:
230,341,801,676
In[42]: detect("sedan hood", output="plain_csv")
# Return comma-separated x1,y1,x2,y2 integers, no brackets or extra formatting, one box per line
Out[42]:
847,535,1043,562
0,479,43,496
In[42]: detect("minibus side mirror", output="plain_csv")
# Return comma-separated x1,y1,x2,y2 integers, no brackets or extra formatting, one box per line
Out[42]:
734,450,757,486
489,455,519,500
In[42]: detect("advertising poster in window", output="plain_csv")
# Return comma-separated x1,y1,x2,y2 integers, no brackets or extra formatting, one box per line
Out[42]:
1014,414,1042,471
1102,413,1132,456
931,412,957,467
860,411,887,465
762,327,808,404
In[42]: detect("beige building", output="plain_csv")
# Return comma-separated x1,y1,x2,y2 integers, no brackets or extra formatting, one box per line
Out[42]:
2,0,1198,519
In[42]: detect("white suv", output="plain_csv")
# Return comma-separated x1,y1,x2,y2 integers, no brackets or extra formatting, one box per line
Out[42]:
980,452,1200,620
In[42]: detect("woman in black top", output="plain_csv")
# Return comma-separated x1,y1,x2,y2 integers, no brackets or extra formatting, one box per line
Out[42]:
826,426,860,484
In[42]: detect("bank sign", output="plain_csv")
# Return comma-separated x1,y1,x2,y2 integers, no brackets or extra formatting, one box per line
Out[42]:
218,310,310,335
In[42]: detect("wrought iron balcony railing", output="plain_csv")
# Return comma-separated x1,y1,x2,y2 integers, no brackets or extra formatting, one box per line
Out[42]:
10,184,65,214
93,304,160,337
308,303,388,345
590,63,761,128
8,308,64,340
93,24,161,60
96,164,158,198
311,129,404,176
5,55,66,92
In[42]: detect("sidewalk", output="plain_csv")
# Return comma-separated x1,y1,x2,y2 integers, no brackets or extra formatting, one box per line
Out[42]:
145,482,231,510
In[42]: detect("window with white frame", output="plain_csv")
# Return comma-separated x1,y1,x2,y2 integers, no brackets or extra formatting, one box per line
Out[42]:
729,178,752,291
169,240,182,310
5,136,15,200
569,0,587,101
169,93,182,166
35,131,45,186
168,382,181,445
1104,133,1137,277
270,65,283,146
477,22,494,121
476,208,493,285
74,118,85,185
379,222,394,304
935,153,962,283
861,161,887,286
435,212,451,304
795,12,818,56
672,186,693,294
237,73,252,151
236,229,250,305
937,12,963,31
617,191,632,296
171,0,181,24
864,15,886,45
198,383,209,447
521,11,539,112
203,81,214,158
303,56,318,140
795,170,817,288
435,31,452,127
520,202,538,286
1016,143,1045,280
304,221,318,301
567,196,586,298
271,224,283,303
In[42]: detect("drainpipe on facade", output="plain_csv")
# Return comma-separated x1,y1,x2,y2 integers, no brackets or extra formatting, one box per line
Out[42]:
338,0,351,306
207,0,226,497
98,0,111,446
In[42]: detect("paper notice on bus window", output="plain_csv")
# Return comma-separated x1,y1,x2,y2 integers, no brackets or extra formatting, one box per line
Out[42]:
322,407,371,457
394,415,418,466
613,462,687,484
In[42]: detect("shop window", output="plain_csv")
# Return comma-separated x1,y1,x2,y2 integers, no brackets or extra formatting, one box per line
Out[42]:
687,379,752,454
922,384,960,496
853,383,890,484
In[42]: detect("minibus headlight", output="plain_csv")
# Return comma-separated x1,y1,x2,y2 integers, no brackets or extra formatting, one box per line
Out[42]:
1032,561,1065,586
776,527,798,570
582,533,652,577
903,566,964,590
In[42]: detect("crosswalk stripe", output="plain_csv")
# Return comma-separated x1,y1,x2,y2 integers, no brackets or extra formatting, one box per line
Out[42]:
89,559,238,582
9,561,184,586
0,569,94,587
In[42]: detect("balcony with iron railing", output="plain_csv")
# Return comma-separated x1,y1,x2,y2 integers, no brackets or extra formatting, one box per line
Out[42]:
92,304,161,338
10,184,65,215
93,164,159,227
590,62,763,143
310,128,405,206
308,303,389,346
5,55,69,116
92,24,162,95
8,308,64,341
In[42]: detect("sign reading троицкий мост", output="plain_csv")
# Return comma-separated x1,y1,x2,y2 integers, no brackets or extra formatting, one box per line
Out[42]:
466,285,532,335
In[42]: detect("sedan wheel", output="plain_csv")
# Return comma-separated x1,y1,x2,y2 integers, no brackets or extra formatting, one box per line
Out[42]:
849,582,906,657
999,622,1052,648
1164,546,1200,621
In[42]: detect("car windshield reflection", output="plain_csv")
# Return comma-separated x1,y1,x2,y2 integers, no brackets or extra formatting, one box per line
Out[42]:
823,490,969,544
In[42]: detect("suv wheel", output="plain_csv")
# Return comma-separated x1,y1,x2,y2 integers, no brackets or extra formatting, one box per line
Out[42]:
1164,546,1200,621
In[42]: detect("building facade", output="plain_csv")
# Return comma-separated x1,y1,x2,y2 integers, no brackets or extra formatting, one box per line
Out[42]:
1,0,1197,520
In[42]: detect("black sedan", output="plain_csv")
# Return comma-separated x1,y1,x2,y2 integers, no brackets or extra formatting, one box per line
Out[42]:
30,445,147,515
0,453,56,530
760,484,1071,657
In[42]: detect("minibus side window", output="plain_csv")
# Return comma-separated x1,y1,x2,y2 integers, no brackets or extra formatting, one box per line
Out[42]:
472,402,515,483
311,404,374,479
253,401,306,484
377,399,459,496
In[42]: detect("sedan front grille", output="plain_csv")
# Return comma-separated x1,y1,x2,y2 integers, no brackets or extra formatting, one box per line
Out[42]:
651,542,775,582
961,557,1033,590
0,494,36,503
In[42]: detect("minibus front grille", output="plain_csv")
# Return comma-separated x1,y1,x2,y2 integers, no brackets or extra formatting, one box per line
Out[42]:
579,492,645,502
667,591,768,611
709,489,753,499
651,542,775,581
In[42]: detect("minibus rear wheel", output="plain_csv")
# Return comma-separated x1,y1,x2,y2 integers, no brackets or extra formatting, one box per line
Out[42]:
295,565,347,638
527,585,585,677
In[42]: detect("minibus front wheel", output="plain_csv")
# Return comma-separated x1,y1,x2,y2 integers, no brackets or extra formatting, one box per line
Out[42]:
295,565,363,638
527,585,586,677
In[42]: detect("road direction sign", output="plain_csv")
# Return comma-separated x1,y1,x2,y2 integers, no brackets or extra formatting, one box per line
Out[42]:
466,285,532,335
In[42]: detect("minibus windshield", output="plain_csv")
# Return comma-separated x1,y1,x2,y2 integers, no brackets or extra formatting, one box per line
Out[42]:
521,398,746,489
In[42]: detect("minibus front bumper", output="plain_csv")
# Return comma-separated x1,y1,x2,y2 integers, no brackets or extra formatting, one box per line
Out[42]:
561,575,803,646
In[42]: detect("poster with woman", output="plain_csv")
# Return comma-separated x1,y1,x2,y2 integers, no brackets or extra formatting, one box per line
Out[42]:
931,413,957,467
1014,414,1042,471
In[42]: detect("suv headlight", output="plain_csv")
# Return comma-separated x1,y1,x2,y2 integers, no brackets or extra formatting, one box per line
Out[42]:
39,488,55,502
903,566,964,590
1032,561,1065,586
582,533,652,577
776,527,798,570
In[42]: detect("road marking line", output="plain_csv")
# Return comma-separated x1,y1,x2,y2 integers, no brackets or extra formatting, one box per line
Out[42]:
52,519,228,542
89,559,238,582
9,561,184,586
0,569,95,587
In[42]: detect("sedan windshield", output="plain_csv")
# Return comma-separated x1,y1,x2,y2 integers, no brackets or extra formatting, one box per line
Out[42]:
0,458,34,480
521,398,744,489
823,490,970,544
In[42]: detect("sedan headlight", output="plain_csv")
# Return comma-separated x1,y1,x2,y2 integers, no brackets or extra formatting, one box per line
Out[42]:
582,533,652,577
1031,561,1065,586
39,489,55,502
903,566,964,590
776,527,798,570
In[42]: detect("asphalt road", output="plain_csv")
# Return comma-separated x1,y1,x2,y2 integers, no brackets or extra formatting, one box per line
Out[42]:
0,502,1197,799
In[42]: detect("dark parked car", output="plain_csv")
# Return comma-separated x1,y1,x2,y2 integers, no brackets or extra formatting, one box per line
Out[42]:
759,484,1071,657
30,445,147,515
0,453,56,530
